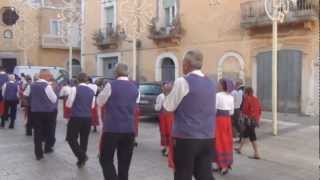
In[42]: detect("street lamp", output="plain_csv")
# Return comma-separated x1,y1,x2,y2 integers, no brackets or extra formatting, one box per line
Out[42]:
8,0,39,65
119,0,153,80
58,0,82,79
264,0,296,136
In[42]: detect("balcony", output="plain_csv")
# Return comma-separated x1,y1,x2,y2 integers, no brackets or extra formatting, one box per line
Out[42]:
148,17,185,45
92,27,122,50
240,0,319,29
41,34,80,49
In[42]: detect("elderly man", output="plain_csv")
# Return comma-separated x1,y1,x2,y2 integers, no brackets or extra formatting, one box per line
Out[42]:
164,49,216,180
24,69,57,160
231,79,245,142
97,63,139,180
1,74,19,129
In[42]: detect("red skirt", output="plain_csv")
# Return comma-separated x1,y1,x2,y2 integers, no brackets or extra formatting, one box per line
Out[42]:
63,100,71,120
0,101,4,116
91,107,99,126
134,107,140,137
214,116,234,168
159,112,174,146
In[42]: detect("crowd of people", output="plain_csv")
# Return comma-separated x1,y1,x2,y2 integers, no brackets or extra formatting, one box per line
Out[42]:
0,49,262,180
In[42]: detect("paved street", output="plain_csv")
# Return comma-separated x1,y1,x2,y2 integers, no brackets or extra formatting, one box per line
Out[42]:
0,106,318,180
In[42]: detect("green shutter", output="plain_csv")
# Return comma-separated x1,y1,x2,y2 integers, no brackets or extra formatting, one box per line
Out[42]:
163,0,175,8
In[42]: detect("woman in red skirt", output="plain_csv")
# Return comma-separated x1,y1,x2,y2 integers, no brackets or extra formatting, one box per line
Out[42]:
213,78,235,175
155,82,174,156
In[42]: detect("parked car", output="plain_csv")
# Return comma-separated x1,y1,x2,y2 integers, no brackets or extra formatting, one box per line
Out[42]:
13,66,68,83
138,82,162,119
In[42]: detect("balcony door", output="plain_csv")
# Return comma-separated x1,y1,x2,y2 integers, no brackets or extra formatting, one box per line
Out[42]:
256,50,302,113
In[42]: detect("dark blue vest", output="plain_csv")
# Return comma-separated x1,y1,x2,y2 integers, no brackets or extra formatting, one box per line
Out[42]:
71,85,95,118
4,82,19,101
30,81,56,112
173,74,216,139
103,80,139,133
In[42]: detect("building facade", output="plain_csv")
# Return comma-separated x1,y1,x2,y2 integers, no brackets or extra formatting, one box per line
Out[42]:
83,0,319,116
0,0,81,75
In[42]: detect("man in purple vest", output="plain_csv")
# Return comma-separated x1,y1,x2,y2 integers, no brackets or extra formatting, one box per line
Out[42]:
66,72,96,168
164,49,216,180
97,63,139,180
1,74,19,129
25,69,57,160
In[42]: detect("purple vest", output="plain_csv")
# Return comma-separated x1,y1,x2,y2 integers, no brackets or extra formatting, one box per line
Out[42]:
103,80,139,133
30,82,56,112
71,85,95,118
4,82,19,101
173,74,216,139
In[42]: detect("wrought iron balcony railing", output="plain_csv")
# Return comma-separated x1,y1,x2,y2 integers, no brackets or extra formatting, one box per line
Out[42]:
240,0,319,28
92,27,122,50
41,34,80,49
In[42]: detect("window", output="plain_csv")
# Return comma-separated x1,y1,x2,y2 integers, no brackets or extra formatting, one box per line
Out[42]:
105,6,115,30
139,84,162,96
163,0,176,26
50,20,61,36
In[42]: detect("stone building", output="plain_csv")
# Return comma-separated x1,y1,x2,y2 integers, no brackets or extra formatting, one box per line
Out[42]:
82,0,319,115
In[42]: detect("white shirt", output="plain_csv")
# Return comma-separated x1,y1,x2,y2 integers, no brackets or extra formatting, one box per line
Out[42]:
216,92,234,115
231,89,243,109
155,93,165,111
97,76,140,107
59,85,72,97
163,70,205,112
2,81,19,98
23,79,57,104
66,83,97,109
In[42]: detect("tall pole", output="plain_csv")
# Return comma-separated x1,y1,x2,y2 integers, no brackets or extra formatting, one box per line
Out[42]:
132,36,137,80
272,0,278,136
69,25,73,79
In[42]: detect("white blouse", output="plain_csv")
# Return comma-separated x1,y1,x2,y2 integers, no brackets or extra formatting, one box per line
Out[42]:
155,93,165,112
216,92,234,115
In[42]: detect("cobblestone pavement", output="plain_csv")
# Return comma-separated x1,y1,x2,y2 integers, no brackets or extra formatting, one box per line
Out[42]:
0,108,318,180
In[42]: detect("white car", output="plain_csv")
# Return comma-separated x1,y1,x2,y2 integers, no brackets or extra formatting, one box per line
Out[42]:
13,66,67,82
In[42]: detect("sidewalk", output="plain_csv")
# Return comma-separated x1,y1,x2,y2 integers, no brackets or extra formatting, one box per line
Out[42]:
0,110,318,180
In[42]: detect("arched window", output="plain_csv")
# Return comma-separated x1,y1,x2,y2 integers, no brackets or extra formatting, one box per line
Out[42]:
161,57,175,82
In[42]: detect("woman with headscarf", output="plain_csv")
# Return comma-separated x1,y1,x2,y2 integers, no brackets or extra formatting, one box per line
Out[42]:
213,78,235,175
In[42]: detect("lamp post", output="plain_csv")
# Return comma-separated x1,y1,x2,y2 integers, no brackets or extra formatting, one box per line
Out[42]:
119,0,152,80
264,0,296,135
59,0,81,79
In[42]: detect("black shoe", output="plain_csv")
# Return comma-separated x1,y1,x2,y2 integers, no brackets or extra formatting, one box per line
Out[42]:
220,169,229,176
92,127,97,133
8,125,14,129
36,156,44,161
77,156,88,168
133,141,138,147
44,148,54,154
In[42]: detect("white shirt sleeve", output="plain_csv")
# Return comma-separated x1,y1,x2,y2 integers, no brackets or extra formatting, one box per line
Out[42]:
229,96,235,115
66,87,76,108
2,83,6,98
163,77,190,112
155,94,165,111
97,83,112,107
136,92,141,103
45,85,58,104
23,85,30,96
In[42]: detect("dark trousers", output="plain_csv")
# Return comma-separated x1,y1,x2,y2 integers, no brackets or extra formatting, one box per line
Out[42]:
99,132,135,180
26,107,33,135
174,138,215,180
66,117,91,161
33,112,56,158
232,108,242,138
46,110,58,148
2,100,18,128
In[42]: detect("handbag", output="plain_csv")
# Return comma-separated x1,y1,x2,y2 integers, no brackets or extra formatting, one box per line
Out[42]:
244,117,257,128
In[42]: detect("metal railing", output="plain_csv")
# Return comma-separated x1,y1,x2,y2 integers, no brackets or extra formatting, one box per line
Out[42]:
41,34,80,49
241,0,319,28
